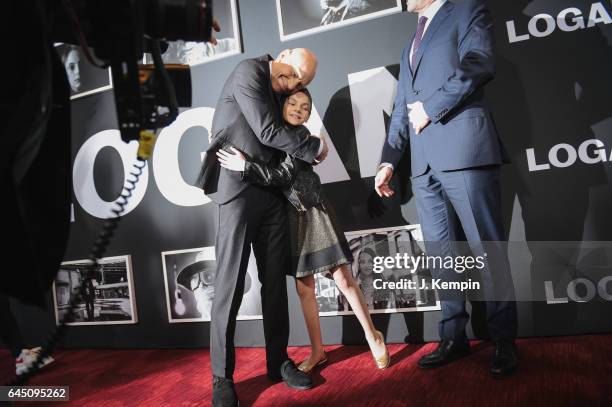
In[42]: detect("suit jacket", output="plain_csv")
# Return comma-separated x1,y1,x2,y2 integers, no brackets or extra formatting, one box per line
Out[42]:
242,153,323,213
196,55,321,204
381,0,510,177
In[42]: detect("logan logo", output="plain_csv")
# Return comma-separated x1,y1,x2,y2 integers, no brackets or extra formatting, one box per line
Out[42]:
545,276,612,304
526,139,612,172
72,65,399,219
506,2,611,43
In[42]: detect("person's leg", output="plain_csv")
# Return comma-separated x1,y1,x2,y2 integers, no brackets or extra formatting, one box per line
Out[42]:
251,192,291,376
330,265,386,359
210,188,262,380
0,294,25,358
294,275,326,365
438,166,518,377
411,170,469,342
437,166,517,341
0,295,55,377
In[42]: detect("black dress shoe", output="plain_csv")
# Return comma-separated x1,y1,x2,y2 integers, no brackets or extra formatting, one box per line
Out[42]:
276,359,314,390
417,339,470,369
490,340,517,379
212,376,239,407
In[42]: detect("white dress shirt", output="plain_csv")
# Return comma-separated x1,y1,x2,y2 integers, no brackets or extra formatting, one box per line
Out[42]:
409,0,448,64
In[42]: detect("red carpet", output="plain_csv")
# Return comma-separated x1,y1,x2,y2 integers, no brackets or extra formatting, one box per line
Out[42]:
2,335,611,406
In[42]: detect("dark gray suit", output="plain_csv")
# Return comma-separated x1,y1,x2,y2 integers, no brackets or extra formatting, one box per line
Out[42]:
381,0,517,341
200,55,320,379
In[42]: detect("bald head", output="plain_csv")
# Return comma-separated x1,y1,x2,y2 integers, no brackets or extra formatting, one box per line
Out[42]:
270,48,318,94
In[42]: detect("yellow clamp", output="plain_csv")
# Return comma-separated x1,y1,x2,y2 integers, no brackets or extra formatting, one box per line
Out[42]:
138,130,157,160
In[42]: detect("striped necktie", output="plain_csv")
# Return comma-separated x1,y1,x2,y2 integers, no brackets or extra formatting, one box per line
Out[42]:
411,16,428,68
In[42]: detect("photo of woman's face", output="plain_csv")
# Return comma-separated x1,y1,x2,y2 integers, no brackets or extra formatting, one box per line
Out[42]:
358,251,375,276
64,49,81,93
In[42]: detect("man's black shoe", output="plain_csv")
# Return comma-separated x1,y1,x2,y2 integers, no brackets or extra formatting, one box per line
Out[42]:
417,339,470,369
212,376,239,407
276,359,313,390
490,340,518,379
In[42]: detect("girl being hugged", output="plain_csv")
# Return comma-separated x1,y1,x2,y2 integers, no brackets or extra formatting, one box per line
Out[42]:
216,89,389,373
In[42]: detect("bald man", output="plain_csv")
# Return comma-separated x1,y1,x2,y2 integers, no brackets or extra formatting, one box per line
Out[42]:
200,49,327,406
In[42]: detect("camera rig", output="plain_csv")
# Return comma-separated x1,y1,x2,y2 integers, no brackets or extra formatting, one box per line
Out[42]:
54,0,210,144
1,0,212,305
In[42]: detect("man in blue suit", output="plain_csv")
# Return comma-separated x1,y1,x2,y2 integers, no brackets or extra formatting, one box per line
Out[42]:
375,0,518,378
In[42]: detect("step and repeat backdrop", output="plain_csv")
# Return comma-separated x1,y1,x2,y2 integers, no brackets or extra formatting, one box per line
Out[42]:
20,0,612,348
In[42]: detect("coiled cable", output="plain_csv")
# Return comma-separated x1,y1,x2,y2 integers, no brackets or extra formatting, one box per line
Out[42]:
8,157,147,386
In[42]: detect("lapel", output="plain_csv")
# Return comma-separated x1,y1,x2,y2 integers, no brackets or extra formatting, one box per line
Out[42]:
411,0,454,84
261,54,281,109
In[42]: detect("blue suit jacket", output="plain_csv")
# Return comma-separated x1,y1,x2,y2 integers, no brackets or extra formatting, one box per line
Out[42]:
381,0,509,176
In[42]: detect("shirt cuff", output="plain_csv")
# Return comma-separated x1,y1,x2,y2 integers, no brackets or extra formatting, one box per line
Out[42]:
316,137,324,156
379,163,394,171
313,136,324,164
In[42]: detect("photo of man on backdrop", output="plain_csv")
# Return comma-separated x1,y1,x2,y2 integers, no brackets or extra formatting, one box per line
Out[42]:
276,0,402,41
145,0,242,65
161,247,262,323
52,256,137,325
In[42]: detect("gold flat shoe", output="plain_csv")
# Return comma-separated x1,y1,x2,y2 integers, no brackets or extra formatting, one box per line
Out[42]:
373,330,390,369
297,352,328,373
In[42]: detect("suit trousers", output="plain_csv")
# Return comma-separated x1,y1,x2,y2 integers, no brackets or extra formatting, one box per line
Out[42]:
210,185,290,379
411,165,517,341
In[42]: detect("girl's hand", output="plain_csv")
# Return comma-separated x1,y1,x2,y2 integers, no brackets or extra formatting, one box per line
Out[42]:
217,147,246,172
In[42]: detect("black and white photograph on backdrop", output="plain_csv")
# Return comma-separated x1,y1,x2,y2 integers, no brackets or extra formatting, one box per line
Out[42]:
275,0,402,41
313,225,440,316
52,256,137,325
144,0,241,66
55,43,113,99
161,246,262,323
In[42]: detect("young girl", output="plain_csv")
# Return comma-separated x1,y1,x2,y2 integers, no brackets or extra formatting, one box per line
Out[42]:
216,89,389,372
